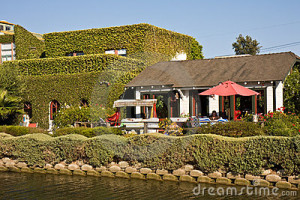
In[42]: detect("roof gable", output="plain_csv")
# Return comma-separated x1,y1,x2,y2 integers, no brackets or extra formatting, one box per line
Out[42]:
127,52,299,87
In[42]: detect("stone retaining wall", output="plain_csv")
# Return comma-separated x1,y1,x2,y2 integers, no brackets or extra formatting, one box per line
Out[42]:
0,158,299,190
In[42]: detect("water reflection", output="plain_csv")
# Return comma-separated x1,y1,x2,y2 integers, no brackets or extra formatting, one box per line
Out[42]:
0,172,298,200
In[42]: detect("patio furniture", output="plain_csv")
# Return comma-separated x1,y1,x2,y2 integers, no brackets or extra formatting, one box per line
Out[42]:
199,80,259,120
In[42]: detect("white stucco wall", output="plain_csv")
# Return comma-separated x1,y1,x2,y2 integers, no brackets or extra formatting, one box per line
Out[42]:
266,86,274,113
275,81,283,110
179,90,189,115
208,95,219,115
171,52,187,61
135,89,141,116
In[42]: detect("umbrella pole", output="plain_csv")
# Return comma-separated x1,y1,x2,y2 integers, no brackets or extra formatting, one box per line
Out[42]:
233,95,236,121
255,95,257,114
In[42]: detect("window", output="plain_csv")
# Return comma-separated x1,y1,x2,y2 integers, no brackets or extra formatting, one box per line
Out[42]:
0,25,3,31
66,51,84,56
50,100,60,120
105,49,127,57
24,102,32,118
5,26,11,31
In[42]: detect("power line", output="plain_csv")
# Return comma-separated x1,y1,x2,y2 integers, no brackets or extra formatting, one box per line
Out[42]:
199,21,300,39
260,41,300,52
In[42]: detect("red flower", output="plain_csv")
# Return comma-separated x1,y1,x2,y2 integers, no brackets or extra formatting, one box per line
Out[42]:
299,130,300,133
293,124,295,126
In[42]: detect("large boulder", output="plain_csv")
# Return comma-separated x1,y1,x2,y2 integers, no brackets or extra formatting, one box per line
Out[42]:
118,161,129,169
266,174,281,182
190,170,203,177
16,162,27,168
54,164,65,170
81,164,93,171
156,169,168,175
184,165,194,172
173,169,185,176
109,165,121,173
125,167,137,174
140,168,152,174
68,163,80,171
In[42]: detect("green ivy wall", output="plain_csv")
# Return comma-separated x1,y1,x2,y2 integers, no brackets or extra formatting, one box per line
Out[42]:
43,23,203,60
0,35,14,43
14,25,45,60
3,53,144,75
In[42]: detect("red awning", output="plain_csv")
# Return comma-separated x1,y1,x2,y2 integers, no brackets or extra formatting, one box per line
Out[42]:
199,80,259,96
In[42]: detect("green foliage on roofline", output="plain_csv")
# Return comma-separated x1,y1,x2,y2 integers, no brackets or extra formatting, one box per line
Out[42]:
43,23,203,60
0,35,14,43
3,54,144,75
14,25,45,60
0,133,299,175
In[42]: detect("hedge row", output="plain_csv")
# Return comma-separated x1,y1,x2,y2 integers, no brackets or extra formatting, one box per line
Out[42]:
0,133,299,175
0,126,46,136
3,53,144,75
0,34,14,43
43,23,203,60
14,25,45,60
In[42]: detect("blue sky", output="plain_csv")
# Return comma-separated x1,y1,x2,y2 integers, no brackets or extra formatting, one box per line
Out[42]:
2,0,300,58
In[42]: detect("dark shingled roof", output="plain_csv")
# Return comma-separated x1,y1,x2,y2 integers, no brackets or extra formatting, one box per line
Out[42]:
127,52,300,88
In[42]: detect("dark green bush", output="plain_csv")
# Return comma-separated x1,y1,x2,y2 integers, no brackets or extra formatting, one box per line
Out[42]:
0,133,299,175
53,126,123,138
194,121,265,137
0,126,46,136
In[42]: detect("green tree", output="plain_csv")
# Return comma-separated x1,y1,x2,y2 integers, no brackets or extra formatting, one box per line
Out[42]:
232,34,261,55
284,65,300,114
0,89,23,124
0,65,24,124
53,106,91,128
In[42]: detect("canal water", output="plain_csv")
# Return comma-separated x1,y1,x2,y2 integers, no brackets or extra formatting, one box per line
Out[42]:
0,172,298,200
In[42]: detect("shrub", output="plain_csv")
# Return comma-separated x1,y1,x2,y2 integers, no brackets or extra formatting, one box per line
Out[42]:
194,121,265,137
262,108,300,136
53,106,91,128
53,126,123,138
0,133,299,175
0,125,46,136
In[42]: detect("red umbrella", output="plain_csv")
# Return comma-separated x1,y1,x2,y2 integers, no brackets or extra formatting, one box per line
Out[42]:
199,81,259,96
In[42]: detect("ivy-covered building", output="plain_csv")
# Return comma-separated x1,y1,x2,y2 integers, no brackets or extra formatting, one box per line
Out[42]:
0,22,203,129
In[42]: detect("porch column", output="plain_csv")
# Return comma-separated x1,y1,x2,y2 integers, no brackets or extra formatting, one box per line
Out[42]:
208,95,219,115
266,86,274,113
275,81,283,110
180,90,189,115
135,89,141,117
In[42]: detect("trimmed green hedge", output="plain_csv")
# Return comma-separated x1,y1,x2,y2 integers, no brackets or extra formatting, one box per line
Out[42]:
0,133,299,175
3,53,144,75
0,35,14,43
193,121,265,137
0,126,46,136
53,127,123,137
14,25,45,59
43,23,203,60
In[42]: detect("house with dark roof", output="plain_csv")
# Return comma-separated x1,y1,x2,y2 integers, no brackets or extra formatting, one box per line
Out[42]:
126,52,300,119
